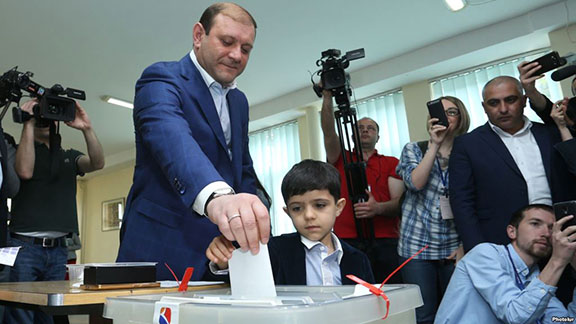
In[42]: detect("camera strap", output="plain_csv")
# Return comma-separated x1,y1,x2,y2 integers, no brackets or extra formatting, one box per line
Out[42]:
49,122,62,178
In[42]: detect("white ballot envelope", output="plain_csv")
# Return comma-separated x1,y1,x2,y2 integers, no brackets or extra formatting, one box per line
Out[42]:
228,243,277,298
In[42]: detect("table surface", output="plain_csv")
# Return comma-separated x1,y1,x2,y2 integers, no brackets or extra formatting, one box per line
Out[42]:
0,281,227,306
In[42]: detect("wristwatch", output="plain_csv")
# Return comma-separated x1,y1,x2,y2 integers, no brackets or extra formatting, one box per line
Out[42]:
204,187,235,216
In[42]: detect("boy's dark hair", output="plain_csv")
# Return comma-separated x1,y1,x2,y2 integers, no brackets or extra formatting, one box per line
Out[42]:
509,204,553,228
281,159,341,204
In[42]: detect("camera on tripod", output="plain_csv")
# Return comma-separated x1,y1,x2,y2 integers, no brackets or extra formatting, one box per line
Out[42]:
0,67,85,127
313,48,365,109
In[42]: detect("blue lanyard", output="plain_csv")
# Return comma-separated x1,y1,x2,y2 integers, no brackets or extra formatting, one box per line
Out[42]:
435,157,448,197
505,246,543,324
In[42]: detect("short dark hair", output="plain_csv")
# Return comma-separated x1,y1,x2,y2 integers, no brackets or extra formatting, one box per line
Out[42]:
482,76,523,100
509,204,554,228
199,2,257,35
281,159,341,204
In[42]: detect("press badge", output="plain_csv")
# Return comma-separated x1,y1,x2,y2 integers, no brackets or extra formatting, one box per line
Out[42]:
439,196,454,220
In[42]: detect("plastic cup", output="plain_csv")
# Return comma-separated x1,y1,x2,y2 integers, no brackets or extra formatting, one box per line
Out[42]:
66,264,85,288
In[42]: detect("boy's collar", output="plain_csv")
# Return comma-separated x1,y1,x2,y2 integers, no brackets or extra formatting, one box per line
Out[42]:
300,232,343,264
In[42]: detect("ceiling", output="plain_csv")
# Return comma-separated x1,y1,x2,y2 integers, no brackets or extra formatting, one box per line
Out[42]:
0,0,574,172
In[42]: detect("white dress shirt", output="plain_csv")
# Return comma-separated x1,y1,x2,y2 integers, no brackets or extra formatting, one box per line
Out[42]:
301,233,343,286
489,117,552,206
189,50,237,216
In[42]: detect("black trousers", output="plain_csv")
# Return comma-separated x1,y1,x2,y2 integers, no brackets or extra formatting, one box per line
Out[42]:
343,237,403,284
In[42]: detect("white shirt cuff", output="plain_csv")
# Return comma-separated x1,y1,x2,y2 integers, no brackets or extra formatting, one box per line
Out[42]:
192,181,234,216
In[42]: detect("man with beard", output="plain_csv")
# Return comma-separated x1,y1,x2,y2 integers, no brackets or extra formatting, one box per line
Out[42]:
435,204,576,324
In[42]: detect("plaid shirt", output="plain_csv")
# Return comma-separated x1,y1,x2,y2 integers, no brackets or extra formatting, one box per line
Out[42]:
396,142,459,260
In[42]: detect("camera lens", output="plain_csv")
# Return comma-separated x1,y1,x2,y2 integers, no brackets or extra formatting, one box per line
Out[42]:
48,104,60,114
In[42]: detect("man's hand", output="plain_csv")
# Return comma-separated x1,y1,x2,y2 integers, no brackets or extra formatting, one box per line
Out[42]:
65,102,92,131
206,235,235,270
550,98,570,127
206,193,270,254
446,244,465,264
19,100,38,124
353,189,381,219
538,216,576,286
517,61,548,111
550,216,576,266
517,61,543,94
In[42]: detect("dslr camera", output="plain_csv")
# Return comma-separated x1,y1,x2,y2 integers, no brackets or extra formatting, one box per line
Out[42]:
0,67,85,127
313,48,365,110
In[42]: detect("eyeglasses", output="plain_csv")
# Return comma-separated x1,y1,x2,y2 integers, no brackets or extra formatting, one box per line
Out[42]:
445,108,460,116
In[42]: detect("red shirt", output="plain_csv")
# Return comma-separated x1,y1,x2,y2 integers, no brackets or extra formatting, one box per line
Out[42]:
333,150,401,239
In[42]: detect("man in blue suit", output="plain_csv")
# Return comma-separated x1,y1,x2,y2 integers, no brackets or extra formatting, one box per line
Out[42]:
117,2,270,280
449,76,575,253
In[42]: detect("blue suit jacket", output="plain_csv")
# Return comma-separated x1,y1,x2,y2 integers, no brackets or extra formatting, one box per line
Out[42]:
449,122,576,252
117,55,256,280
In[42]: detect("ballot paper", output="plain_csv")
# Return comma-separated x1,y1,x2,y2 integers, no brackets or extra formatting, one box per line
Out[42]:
228,243,276,298
0,247,20,266
158,281,225,288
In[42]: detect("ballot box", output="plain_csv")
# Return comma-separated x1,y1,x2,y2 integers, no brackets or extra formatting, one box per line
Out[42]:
103,284,422,324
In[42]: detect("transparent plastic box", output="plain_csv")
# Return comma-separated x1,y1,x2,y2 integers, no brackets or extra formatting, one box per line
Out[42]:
103,284,422,324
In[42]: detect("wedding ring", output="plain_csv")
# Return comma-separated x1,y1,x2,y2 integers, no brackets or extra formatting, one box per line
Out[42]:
227,213,241,222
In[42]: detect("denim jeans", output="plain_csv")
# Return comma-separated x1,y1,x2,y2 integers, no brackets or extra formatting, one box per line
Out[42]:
4,236,67,324
399,257,455,324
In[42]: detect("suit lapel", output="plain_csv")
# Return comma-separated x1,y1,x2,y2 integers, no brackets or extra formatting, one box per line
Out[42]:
477,123,523,177
530,123,552,181
289,234,307,285
227,91,244,184
179,56,228,152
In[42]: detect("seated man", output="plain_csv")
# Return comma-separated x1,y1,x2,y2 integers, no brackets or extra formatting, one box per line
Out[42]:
435,204,576,323
206,159,375,285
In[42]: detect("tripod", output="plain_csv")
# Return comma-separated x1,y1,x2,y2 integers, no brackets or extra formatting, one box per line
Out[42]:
333,106,374,242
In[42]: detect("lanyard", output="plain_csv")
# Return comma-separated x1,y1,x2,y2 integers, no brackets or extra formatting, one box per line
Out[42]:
505,246,543,324
505,246,525,290
435,157,448,197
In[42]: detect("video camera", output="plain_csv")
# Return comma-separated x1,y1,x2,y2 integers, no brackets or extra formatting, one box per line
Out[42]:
0,67,85,127
312,48,373,240
313,48,365,110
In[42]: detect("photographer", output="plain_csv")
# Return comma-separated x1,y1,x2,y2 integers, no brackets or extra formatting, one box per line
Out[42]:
518,62,576,176
6,99,104,324
320,89,404,283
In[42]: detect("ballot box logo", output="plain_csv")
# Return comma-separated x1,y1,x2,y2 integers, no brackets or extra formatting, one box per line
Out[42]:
159,307,172,324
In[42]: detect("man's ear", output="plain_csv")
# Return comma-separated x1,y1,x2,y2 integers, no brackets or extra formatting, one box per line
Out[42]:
506,225,517,241
192,22,205,50
335,198,346,217
520,95,528,108
283,206,290,216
